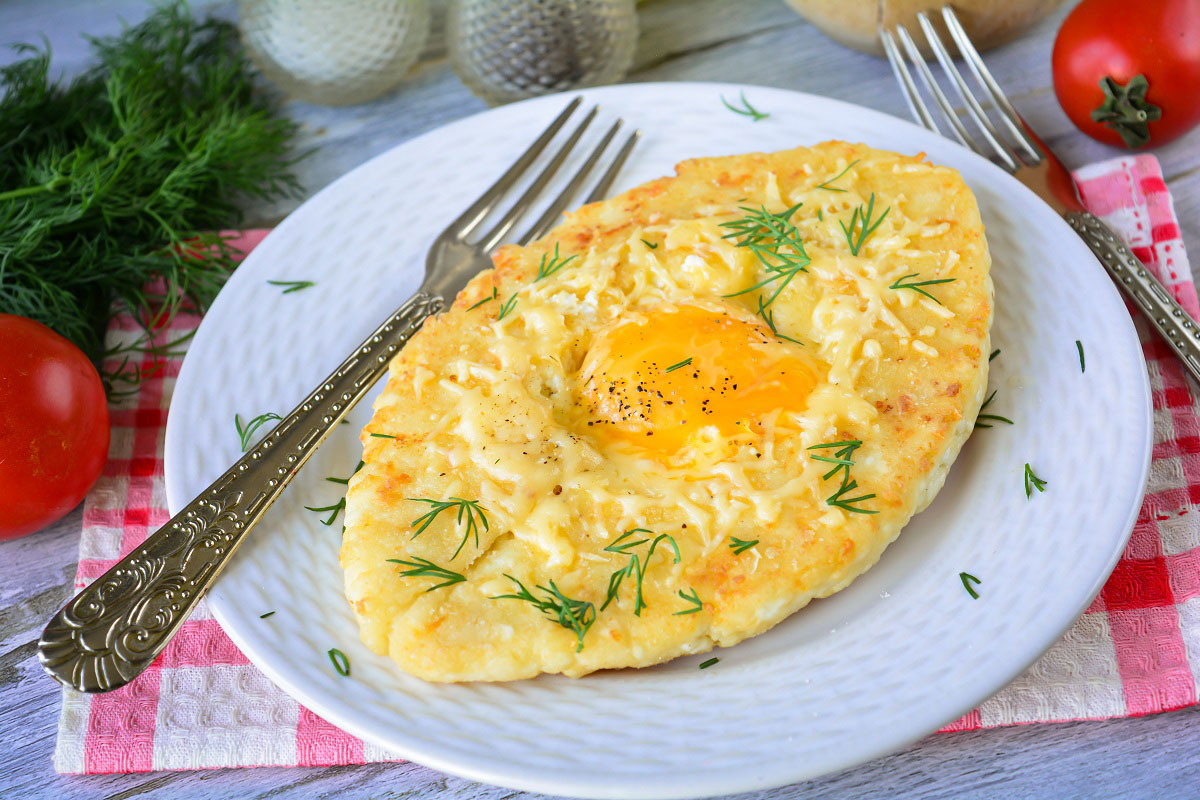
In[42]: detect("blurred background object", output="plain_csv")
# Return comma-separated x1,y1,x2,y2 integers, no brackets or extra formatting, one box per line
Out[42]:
238,0,430,106
784,0,1066,57
448,0,638,105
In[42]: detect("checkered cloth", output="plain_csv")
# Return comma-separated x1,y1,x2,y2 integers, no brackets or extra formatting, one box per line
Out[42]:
55,155,1200,773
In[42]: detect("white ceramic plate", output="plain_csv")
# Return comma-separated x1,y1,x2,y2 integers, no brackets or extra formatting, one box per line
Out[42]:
165,82,1152,799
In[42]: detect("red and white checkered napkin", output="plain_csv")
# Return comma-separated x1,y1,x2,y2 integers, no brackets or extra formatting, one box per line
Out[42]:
55,156,1200,773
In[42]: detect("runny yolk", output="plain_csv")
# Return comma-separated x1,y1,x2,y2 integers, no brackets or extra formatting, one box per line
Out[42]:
578,304,821,457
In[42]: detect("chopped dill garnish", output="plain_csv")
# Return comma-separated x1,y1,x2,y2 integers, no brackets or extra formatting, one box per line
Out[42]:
497,292,518,320
814,159,860,192
839,193,890,256
720,203,811,309
673,587,703,615
808,439,877,513
807,440,862,482
699,657,719,669
304,497,346,526
369,432,398,439
1076,340,1085,373
990,349,1000,361
827,478,878,514
665,358,693,373
756,295,803,344
604,528,653,554
816,208,824,221
729,537,758,555
960,572,981,599
468,286,498,310
235,412,282,452
1024,463,1047,498
494,575,595,652
267,279,314,294
720,91,769,121
386,556,466,592
534,243,578,282
974,390,1014,429
325,460,365,485
259,611,275,618
889,272,955,305
602,529,682,615
327,647,350,676
408,497,489,559
641,238,658,250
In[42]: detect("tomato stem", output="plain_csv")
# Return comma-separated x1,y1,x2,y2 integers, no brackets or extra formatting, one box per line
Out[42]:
1090,74,1162,148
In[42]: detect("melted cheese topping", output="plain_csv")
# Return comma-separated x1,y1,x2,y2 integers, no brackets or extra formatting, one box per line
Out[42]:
342,141,992,682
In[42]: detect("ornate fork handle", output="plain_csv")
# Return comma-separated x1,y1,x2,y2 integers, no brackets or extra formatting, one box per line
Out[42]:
38,291,445,693
1066,212,1200,383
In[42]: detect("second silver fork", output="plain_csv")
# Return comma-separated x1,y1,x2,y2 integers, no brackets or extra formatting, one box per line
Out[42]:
882,7,1200,384
38,98,637,694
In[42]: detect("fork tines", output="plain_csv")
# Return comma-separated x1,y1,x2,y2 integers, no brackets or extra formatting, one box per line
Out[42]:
880,7,1043,172
450,98,640,251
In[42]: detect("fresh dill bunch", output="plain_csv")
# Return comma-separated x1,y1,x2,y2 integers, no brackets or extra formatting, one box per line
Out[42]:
0,2,301,387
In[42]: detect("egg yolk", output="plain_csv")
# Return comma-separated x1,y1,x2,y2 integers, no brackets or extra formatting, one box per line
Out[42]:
578,304,820,457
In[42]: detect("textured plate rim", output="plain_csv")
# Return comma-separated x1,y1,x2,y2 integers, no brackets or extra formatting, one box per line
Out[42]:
165,81,1153,799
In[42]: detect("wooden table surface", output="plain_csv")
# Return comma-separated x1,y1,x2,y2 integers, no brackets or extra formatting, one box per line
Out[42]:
4,1,1200,797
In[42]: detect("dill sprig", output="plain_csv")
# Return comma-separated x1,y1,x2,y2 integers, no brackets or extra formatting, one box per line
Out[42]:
386,556,467,592
756,295,803,345
1024,464,1047,498
327,648,350,677
641,238,658,250
468,286,498,310
0,3,300,378
369,432,398,439
325,460,365,485
720,92,769,121
990,349,1001,361
814,159,860,192
235,412,282,452
673,587,703,615
602,529,682,616
826,478,879,514
839,193,890,256
494,575,596,652
304,462,362,527
889,273,955,305
1076,340,1085,372
534,244,578,282
665,358,693,374
408,497,490,560
259,611,275,618
808,440,878,514
497,293,518,320
699,657,719,669
807,440,862,483
604,528,653,554
305,497,346,526
960,572,981,599
975,390,1014,429
720,203,811,309
728,537,758,555
267,279,314,294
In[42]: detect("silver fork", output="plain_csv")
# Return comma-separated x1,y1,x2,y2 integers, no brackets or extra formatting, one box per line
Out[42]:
38,98,638,693
882,7,1200,384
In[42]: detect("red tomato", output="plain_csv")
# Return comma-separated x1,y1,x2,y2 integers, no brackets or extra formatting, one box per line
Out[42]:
0,315,110,539
1052,0,1200,148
